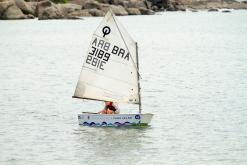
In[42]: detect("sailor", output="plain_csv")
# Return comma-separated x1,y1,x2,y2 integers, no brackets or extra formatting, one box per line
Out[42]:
98,101,119,114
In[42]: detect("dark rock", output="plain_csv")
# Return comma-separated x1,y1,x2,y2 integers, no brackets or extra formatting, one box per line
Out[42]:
208,8,218,12
139,7,154,15
222,9,231,12
151,5,159,11
27,13,35,18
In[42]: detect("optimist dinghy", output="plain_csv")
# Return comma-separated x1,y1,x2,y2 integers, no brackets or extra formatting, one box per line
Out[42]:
73,10,153,126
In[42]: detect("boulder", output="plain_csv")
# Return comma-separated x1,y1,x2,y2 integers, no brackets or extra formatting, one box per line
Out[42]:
151,5,159,11
72,9,91,17
166,3,178,11
58,3,83,18
38,0,52,8
108,0,130,8
116,0,129,8
138,7,154,15
14,0,35,15
83,0,102,10
176,5,186,11
88,8,105,16
37,0,63,20
126,7,141,15
26,2,38,16
100,4,128,16
27,13,35,18
227,2,247,9
109,5,128,16
127,0,146,9
58,3,81,14
80,10,92,17
208,8,218,12
98,0,128,7
39,6,63,19
0,0,27,19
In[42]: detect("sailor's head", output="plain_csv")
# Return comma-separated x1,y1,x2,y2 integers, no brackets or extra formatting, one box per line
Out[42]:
105,101,113,106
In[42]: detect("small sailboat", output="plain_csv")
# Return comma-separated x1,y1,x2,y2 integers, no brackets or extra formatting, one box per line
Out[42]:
73,10,153,126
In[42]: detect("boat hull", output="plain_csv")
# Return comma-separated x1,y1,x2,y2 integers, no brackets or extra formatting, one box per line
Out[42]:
78,113,153,127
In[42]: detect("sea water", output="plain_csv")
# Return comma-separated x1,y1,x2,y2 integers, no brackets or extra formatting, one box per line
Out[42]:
0,10,247,165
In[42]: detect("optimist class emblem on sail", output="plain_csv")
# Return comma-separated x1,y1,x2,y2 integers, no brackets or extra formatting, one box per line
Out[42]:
85,26,130,70
102,26,111,37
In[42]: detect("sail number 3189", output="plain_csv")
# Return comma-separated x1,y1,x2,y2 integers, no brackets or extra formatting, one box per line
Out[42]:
86,46,110,70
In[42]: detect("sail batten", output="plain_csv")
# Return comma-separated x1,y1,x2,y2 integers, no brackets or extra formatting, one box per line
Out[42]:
80,81,137,96
80,70,138,87
73,10,139,104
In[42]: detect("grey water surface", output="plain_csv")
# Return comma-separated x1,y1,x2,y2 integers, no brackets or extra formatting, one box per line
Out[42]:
0,11,247,165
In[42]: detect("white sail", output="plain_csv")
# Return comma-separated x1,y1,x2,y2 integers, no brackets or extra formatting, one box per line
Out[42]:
73,10,139,104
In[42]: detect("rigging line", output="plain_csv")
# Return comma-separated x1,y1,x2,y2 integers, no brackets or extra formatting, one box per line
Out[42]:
81,66,138,87
110,11,142,79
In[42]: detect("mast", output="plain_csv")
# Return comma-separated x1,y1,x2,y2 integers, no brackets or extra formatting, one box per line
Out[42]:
136,42,142,114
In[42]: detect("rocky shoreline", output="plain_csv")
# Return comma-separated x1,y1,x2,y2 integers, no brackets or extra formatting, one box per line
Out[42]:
0,0,247,20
